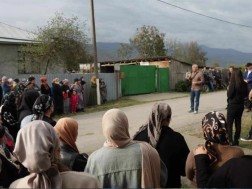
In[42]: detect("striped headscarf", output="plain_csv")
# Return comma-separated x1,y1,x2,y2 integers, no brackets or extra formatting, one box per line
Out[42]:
133,103,172,148
202,111,229,164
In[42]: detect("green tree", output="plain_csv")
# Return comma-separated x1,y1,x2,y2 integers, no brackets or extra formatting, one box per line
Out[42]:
129,25,166,58
166,39,207,66
20,13,89,74
117,43,133,59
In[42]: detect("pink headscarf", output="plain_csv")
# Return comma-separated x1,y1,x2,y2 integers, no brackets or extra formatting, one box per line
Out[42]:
14,120,62,188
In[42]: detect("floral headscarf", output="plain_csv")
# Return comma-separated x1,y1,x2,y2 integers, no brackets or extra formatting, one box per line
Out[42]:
32,95,53,121
1,92,18,126
202,111,229,164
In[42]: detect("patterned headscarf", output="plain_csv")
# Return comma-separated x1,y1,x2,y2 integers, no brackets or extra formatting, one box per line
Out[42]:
202,111,229,164
133,103,172,148
32,95,53,121
1,92,18,126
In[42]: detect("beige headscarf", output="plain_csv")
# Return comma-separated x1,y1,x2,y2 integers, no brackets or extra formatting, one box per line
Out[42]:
102,108,132,147
133,103,172,148
14,120,62,188
102,109,160,188
54,118,79,153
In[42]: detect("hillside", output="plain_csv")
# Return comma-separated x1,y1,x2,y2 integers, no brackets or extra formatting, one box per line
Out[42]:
89,42,252,67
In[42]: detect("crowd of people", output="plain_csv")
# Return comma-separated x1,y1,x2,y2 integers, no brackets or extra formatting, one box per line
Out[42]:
1,63,252,188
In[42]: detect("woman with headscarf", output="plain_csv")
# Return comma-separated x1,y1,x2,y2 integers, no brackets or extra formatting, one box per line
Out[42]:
54,118,88,172
17,90,40,123
52,78,63,115
0,92,20,141
40,76,51,96
85,108,162,188
133,103,189,188
10,121,100,188
185,111,244,187
88,76,97,106
21,94,56,127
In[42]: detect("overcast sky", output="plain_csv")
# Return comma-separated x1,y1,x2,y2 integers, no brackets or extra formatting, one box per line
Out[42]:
1,0,252,53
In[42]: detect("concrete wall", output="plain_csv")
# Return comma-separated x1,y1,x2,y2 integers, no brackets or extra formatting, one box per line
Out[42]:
0,44,19,76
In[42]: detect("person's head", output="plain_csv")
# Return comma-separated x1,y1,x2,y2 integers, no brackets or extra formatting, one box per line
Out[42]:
53,78,60,84
54,118,79,153
246,62,252,70
229,66,234,73
102,109,131,148
230,68,244,89
74,78,79,84
192,64,198,72
28,76,36,84
2,76,8,83
63,79,69,85
202,111,229,164
33,95,54,119
1,91,16,107
72,89,77,95
91,76,96,84
40,76,47,84
14,121,60,182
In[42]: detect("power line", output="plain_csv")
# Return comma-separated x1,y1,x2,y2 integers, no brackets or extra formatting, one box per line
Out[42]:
156,0,252,28
0,21,37,34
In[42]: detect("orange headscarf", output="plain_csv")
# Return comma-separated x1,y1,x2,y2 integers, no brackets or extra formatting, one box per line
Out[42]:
54,118,79,153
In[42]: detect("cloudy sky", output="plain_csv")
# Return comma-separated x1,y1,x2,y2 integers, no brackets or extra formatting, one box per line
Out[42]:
1,0,252,53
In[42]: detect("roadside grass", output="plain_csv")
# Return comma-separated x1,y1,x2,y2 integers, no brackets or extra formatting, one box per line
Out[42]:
54,97,146,119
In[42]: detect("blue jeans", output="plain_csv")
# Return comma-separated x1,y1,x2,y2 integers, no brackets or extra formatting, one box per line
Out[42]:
190,90,201,111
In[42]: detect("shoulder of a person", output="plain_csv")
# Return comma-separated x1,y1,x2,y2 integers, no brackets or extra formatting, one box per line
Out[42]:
61,171,100,188
9,176,29,188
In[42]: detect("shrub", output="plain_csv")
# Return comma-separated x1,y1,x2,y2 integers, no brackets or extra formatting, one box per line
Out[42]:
175,80,190,92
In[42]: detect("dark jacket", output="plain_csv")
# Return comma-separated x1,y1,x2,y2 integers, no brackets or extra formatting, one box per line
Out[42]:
227,81,247,105
195,154,252,188
243,70,252,90
60,143,88,172
133,126,189,188
40,84,51,96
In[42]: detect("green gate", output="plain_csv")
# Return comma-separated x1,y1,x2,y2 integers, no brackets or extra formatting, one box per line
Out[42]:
120,65,156,96
157,68,170,92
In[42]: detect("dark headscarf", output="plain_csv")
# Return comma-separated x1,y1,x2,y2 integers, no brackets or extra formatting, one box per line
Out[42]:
1,92,18,126
133,103,172,148
18,90,40,123
32,95,53,121
202,111,229,164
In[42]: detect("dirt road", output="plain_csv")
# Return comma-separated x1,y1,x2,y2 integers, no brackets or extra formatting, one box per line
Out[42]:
73,91,228,153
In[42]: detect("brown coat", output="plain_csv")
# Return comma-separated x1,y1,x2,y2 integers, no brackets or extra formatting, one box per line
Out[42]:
189,71,204,91
185,143,244,187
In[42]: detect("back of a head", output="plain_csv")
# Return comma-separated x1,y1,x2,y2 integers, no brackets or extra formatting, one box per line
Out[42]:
102,109,131,147
14,120,59,173
54,118,79,152
32,95,53,119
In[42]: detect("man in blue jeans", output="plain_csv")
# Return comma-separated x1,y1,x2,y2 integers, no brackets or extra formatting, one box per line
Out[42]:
187,64,204,114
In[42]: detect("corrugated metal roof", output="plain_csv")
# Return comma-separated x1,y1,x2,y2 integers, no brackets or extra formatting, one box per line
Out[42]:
0,22,36,43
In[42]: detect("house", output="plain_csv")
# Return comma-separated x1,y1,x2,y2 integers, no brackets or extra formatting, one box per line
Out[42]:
99,56,192,91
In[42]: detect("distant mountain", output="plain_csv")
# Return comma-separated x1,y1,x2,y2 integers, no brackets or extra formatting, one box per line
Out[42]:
200,45,252,67
89,42,252,67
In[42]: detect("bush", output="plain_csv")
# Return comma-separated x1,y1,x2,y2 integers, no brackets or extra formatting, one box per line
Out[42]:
175,80,190,92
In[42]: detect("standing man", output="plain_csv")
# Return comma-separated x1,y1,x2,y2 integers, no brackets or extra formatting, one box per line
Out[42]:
187,64,204,114
243,62,252,112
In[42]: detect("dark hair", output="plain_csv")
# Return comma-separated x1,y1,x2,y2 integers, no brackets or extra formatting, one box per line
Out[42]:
0,125,5,138
28,76,35,82
230,68,246,94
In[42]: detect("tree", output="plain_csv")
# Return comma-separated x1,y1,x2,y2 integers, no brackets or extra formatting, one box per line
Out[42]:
129,25,166,58
117,43,133,59
20,13,90,74
166,39,207,66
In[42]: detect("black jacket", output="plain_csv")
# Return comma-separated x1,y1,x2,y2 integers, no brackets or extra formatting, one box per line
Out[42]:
60,143,88,172
196,154,252,188
134,126,189,188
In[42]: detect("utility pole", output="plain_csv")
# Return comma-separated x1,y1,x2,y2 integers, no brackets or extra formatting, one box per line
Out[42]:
90,0,101,105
